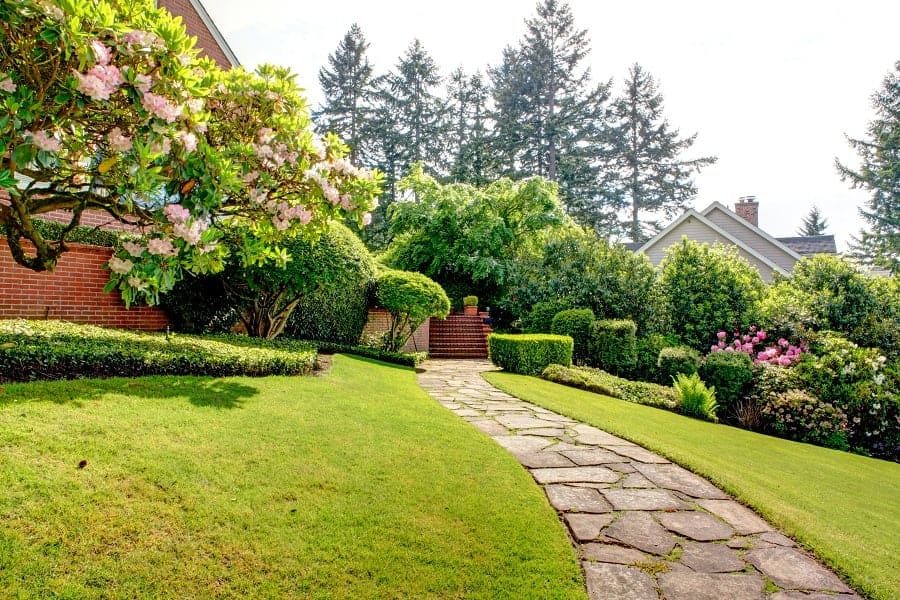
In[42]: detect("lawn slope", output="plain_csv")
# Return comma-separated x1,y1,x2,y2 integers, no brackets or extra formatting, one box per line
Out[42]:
0,356,585,599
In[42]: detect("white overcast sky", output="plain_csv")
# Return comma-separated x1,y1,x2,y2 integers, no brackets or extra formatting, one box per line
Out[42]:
201,0,899,249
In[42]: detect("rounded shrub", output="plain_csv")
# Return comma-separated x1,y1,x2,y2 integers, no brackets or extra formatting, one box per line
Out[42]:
462,295,479,307
590,319,637,376
657,346,701,383
376,269,450,352
761,389,849,450
631,333,679,383
522,298,573,333
551,308,595,364
699,351,754,417
488,333,573,375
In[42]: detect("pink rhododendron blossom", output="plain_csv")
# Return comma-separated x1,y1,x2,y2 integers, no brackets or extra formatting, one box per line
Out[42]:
0,75,15,94
186,98,204,114
107,255,133,274
89,40,111,65
25,130,62,153
712,328,806,366
258,128,275,144
243,170,259,183
147,237,178,257
127,276,148,291
122,241,144,257
141,92,181,123
175,131,197,153
248,187,267,204
133,73,152,94
148,136,171,156
108,127,132,152
0,197,11,207
362,212,372,226
173,220,207,245
73,65,123,101
163,204,191,224
716,331,727,340
123,29,159,50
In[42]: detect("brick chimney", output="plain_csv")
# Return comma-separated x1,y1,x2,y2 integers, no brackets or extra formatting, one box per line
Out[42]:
734,196,758,227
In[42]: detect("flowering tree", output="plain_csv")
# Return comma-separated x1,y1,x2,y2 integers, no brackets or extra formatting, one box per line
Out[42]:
1,0,380,306
710,327,808,366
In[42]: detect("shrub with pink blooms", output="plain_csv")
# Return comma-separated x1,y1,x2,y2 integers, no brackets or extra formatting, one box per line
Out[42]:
710,327,808,367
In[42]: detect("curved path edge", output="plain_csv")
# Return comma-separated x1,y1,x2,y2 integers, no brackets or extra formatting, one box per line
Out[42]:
416,359,860,600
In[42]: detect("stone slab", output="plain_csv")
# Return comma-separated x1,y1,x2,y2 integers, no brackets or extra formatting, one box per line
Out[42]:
695,499,774,535
582,562,658,600
545,484,612,513
658,571,765,600
581,543,651,565
657,511,735,541
495,414,563,430
603,511,676,555
632,463,728,498
678,541,745,572
604,444,670,463
572,424,636,446
517,452,575,468
602,488,682,511
759,531,796,547
770,593,860,600
560,449,625,465
606,462,637,473
452,408,482,417
622,473,655,488
492,435,552,455
468,419,509,436
532,466,621,484
521,427,567,437
744,547,852,593
565,513,615,542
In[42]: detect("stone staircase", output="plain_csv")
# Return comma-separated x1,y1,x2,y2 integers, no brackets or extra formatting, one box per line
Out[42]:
429,313,492,359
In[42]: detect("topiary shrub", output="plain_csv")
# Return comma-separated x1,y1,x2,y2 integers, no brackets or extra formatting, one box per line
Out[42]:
699,351,754,417
488,333,573,375
551,309,595,364
761,389,849,450
657,346,700,383
522,298,573,333
462,295,479,307
376,269,450,352
673,372,718,421
590,319,637,376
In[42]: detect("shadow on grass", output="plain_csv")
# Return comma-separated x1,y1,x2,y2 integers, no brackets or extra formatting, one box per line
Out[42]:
0,376,259,409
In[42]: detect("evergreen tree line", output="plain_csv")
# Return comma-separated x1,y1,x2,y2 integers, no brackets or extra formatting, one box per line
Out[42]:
314,0,716,248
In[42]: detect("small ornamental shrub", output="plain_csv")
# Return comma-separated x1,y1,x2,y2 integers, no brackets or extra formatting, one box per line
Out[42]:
488,334,573,375
673,372,718,421
761,389,850,450
462,295,479,307
541,364,678,409
551,309,595,364
631,333,679,383
710,327,808,366
699,351,753,416
522,298,573,333
657,346,700,383
590,319,637,376
376,269,450,352
0,320,317,382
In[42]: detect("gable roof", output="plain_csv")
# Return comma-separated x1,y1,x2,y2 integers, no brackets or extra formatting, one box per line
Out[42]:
636,207,792,277
776,235,837,256
700,202,803,262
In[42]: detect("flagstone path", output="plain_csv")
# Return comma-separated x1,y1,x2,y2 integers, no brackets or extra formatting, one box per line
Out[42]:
416,359,860,600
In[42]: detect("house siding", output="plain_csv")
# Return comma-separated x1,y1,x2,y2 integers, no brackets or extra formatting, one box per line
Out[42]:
704,206,798,272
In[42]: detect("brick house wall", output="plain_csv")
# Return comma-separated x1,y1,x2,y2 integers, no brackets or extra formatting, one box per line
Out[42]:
361,308,430,353
157,0,239,68
0,240,169,330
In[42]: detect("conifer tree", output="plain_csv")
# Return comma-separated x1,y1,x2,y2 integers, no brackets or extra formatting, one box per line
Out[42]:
797,205,829,236
315,24,375,164
837,61,899,273
608,64,717,242
446,68,497,185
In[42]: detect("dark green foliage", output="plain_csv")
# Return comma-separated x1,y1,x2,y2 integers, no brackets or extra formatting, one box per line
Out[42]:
446,68,499,186
657,346,700,383
760,389,849,450
0,320,316,382
673,372,718,421
32,218,131,248
521,298,573,333
590,319,636,376
836,61,899,274
488,333,573,375
540,364,678,409
658,239,765,350
631,334,679,383
313,341,427,367
376,269,450,352
550,308,595,364
605,64,717,242
699,351,753,416
797,205,829,236
284,282,373,345
161,273,235,334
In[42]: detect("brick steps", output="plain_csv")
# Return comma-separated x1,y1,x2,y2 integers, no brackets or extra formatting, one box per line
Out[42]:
429,313,492,359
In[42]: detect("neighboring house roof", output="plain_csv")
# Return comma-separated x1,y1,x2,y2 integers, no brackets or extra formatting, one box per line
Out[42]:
157,0,240,68
776,235,838,256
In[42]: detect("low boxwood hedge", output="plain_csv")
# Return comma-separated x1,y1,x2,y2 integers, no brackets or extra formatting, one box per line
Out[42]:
488,333,573,376
0,320,317,382
541,364,679,410
313,341,428,367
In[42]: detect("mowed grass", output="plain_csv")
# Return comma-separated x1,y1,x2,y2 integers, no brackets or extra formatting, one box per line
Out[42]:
483,371,900,600
0,356,586,599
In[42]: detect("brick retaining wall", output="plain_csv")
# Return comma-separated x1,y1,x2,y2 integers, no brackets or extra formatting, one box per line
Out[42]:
361,308,430,353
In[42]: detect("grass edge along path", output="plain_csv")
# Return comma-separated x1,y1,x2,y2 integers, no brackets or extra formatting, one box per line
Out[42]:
483,371,900,600
0,356,586,599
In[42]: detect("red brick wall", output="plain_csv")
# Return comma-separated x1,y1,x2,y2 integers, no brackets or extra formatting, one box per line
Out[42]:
0,240,169,330
362,308,430,353
158,0,236,68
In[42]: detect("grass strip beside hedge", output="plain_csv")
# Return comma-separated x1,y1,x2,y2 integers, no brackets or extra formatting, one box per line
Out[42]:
0,320,316,381
313,341,428,367
488,333,573,375
541,364,678,410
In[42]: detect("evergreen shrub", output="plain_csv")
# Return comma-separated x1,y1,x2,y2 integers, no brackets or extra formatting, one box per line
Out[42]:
657,346,701,382
590,319,636,375
699,351,753,416
488,333,573,375
551,309,595,364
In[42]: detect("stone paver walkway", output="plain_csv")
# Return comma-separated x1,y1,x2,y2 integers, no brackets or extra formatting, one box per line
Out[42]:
417,359,860,600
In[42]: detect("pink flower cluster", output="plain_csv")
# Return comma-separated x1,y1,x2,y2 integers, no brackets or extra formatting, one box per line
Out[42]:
147,237,178,257
163,203,191,224
710,327,807,366
108,127,133,152
73,43,124,101
141,92,181,123
0,73,15,94
164,203,207,245
175,131,197,153
305,168,341,205
269,202,312,231
123,29,160,51
25,129,62,153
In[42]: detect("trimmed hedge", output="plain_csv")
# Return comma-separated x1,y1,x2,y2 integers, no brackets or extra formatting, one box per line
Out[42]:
522,298,572,333
590,319,636,376
657,346,700,383
541,364,678,410
488,333,573,376
631,333,679,383
0,320,317,382
313,341,428,367
699,351,753,416
551,308,595,364
32,218,132,248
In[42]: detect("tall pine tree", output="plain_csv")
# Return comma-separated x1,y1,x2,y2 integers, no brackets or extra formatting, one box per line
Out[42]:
608,64,717,242
446,68,497,185
837,61,899,274
797,205,829,236
315,24,375,164
490,0,612,222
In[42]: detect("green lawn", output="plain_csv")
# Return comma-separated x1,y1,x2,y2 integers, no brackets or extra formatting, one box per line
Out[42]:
0,356,585,599
484,371,900,600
